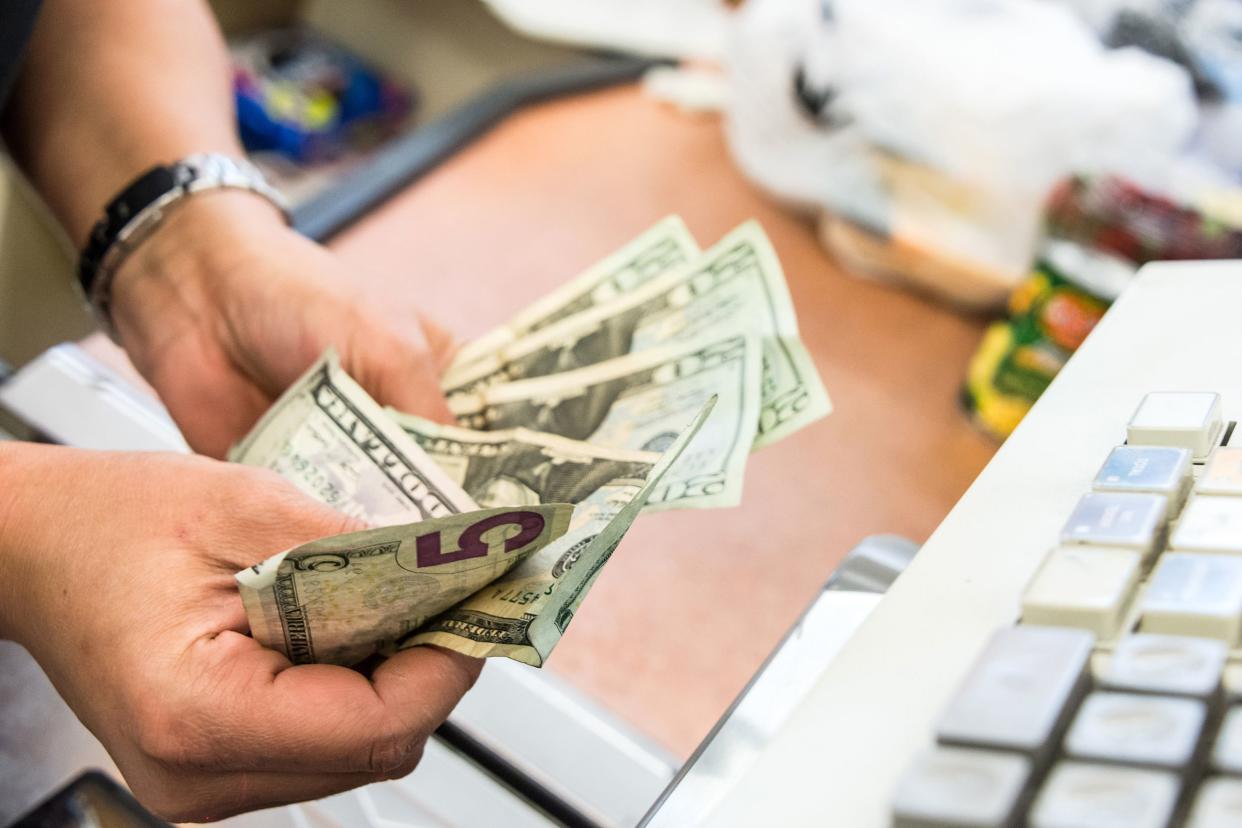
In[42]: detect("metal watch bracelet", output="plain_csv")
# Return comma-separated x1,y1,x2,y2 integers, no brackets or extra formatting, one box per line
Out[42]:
82,153,289,341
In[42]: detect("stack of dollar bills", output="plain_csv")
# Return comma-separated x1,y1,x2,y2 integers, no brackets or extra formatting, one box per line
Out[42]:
230,216,831,667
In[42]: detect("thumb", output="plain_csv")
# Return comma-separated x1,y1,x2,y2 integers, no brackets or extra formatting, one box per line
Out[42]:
216,470,372,573
415,312,460,373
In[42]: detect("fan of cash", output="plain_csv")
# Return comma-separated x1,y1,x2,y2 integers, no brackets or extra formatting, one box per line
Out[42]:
230,216,831,667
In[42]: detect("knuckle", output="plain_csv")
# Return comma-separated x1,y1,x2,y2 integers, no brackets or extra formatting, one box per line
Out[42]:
381,740,427,781
366,731,423,775
132,714,174,764
134,725,182,768
133,704,202,769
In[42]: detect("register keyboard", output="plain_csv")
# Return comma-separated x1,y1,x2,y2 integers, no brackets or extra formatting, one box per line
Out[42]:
696,263,1242,826
894,391,1242,827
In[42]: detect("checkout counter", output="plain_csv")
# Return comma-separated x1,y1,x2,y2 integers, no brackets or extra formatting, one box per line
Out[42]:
0,342,903,827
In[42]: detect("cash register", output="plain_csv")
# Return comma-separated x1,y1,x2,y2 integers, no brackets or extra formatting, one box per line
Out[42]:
693,260,1242,827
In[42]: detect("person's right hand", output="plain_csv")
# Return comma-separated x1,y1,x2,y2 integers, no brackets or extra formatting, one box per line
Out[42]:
0,443,481,822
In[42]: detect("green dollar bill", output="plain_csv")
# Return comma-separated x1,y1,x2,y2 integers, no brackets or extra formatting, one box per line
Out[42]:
448,334,759,511
448,215,699,373
403,398,715,665
232,353,720,668
389,413,662,526
445,221,831,448
230,349,477,524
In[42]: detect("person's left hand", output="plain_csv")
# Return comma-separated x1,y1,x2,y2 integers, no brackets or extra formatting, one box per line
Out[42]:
109,191,457,459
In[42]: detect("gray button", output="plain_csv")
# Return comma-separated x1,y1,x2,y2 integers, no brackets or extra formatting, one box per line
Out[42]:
1030,761,1179,828
1097,634,1226,699
936,626,1093,755
1094,445,1191,503
891,746,1030,828
1140,553,1242,643
1060,492,1167,555
1064,691,1206,771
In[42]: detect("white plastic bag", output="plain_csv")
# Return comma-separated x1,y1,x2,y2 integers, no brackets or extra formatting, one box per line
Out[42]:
726,0,1198,306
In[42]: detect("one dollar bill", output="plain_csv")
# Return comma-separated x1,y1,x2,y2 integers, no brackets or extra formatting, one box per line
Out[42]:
449,215,699,371
444,221,831,449
401,398,715,665
449,334,760,511
230,350,477,523
237,504,573,665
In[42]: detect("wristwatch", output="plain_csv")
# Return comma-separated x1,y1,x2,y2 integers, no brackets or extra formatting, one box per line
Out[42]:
78,152,289,339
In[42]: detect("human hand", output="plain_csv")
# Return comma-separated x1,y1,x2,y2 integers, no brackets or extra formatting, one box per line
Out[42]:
108,191,458,459
0,444,481,821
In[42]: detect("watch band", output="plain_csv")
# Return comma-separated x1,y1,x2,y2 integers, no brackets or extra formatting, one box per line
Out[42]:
78,153,289,339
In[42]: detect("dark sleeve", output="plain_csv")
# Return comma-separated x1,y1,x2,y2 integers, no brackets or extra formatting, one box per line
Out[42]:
0,0,43,114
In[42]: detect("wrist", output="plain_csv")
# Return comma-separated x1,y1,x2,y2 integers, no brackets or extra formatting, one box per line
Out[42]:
108,189,290,368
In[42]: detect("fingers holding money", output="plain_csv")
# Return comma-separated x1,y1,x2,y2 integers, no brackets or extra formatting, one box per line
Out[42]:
0,445,481,821
338,318,456,426
222,218,831,674
414,310,460,373
163,630,481,777
109,631,480,820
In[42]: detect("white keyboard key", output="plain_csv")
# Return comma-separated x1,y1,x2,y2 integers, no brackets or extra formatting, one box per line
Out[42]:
1187,777,1242,828
1021,547,1141,636
1060,492,1167,556
1094,445,1192,514
1029,762,1179,828
936,626,1093,755
891,746,1030,828
1097,634,1226,699
1212,706,1242,774
1198,447,1242,496
1171,496,1242,555
1140,553,1242,642
1064,691,1206,771
1128,391,1223,460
